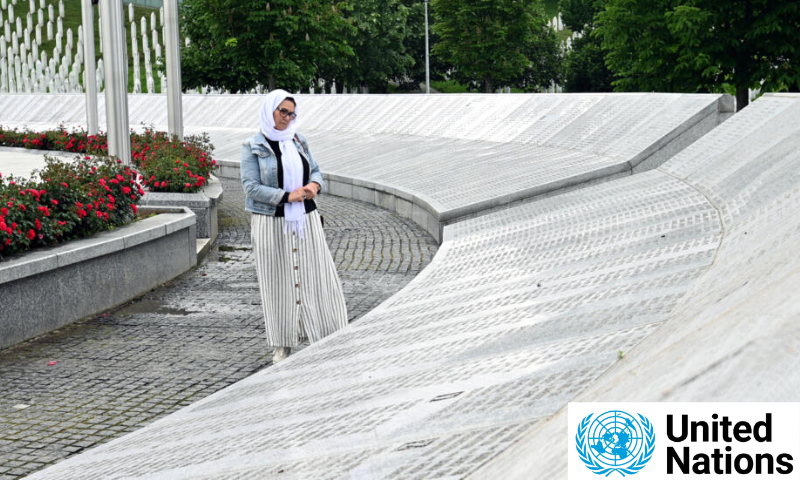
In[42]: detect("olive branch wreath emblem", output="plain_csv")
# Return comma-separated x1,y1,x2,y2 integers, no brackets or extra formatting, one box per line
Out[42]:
575,413,655,477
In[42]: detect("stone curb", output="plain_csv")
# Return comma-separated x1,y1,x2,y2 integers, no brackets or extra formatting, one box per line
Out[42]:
0,207,197,350
138,174,223,242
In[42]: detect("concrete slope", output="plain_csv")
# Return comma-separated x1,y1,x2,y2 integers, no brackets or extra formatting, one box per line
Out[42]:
469,93,800,477
26,134,734,477
0,93,732,242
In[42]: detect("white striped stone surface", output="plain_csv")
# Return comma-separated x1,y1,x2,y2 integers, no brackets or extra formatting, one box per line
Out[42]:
15,93,800,479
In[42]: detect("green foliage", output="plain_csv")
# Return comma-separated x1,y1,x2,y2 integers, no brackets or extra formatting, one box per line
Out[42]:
563,33,613,92
0,156,143,259
431,0,562,92
134,129,216,193
560,0,612,92
0,126,216,194
598,0,800,109
179,0,355,93
430,79,470,93
394,0,448,91
335,0,414,93
560,0,602,32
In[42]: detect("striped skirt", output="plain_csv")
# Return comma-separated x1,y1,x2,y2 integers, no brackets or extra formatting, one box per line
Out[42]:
251,210,348,347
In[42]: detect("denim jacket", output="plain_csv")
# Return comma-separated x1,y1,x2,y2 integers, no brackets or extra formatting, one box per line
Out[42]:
240,131,325,216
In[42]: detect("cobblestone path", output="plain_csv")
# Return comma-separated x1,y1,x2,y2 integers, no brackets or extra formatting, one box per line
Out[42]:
0,178,437,479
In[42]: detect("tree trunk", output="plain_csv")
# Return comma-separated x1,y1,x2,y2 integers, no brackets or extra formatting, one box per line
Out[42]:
736,86,749,112
268,74,276,91
484,76,493,93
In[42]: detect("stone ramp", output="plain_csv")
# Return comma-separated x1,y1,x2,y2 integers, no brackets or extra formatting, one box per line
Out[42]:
26,169,723,479
23,95,769,478
469,93,800,477
0,93,732,242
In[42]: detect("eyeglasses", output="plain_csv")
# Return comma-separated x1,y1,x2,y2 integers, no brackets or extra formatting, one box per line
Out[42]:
276,108,297,120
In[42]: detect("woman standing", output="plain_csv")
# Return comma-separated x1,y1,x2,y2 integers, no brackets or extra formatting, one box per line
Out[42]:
241,89,348,363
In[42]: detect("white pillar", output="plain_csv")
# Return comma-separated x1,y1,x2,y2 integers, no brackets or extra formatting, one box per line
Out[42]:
8,4,14,24
127,2,133,23
143,32,153,93
96,57,103,91
36,9,42,26
101,0,131,164
46,20,51,40
47,4,52,23
164,0,183,140
58,0,64,19
1,59,7,93
131,21,140,93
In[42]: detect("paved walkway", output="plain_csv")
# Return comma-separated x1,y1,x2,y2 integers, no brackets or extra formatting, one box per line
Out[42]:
0,178,437,479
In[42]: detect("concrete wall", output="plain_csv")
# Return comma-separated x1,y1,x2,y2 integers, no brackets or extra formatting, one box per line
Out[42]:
0,208,197,350
137,175,223,242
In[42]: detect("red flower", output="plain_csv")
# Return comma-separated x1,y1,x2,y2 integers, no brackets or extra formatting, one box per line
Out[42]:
96,210,103,218
1,207,7,216
51,199,59,205
35,219,41,230
122,187,131,194
57,221,67,226
132,205,138,214
27,230,35,240
62,182,68,187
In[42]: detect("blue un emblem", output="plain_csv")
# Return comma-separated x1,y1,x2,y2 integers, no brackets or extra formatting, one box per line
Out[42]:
575,410,655,476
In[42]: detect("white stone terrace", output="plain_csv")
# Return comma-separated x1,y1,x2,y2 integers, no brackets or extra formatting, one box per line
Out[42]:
0,92,733,241
15,93,799,478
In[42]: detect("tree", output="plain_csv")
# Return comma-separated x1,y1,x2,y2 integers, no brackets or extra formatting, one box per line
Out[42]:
598,0,800,110
395,0,448,91
560,0,613,92
431,0,561,93
180,0,354,93
337,0,415,93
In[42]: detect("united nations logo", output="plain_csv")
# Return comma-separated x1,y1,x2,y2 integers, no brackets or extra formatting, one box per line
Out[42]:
575,410,655,476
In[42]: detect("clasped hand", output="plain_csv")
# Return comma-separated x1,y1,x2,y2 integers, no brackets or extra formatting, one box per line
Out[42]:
287,184,319,203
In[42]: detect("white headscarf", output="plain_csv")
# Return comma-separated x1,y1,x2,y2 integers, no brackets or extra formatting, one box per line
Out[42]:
260,89,306,238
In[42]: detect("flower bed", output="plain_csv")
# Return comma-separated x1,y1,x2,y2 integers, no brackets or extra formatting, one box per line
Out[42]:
0,125,217,194
0,155,144,260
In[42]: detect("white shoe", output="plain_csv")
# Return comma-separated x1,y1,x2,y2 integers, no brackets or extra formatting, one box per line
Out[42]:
273,347,291,363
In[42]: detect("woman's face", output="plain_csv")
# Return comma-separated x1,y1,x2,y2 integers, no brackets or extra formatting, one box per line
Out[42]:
273,99,296,131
